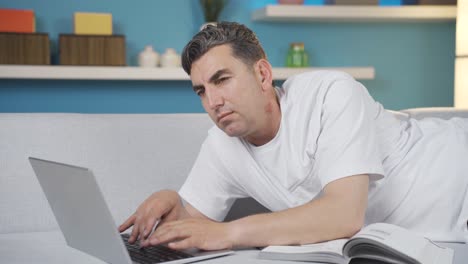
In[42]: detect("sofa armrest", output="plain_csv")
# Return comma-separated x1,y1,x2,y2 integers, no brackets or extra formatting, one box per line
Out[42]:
401,107,468,120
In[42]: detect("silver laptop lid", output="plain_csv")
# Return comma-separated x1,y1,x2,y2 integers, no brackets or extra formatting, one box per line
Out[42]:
29,157,133,264
29,157,233,264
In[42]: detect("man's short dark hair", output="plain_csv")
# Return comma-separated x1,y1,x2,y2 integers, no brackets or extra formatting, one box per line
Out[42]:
181,21,267,75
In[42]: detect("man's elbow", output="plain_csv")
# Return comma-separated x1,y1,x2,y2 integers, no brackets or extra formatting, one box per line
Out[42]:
343,219,364,238
341,211,365,238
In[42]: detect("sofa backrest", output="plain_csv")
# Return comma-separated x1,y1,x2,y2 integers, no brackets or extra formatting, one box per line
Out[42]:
0,113,214,234
2,109,468,234
402,107,468,120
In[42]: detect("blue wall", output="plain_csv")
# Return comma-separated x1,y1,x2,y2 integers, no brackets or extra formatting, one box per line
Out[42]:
0,0,455,113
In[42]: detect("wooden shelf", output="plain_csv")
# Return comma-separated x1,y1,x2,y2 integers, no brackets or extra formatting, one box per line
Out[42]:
0,65,375,80
252,5,457,22
0,66,189,81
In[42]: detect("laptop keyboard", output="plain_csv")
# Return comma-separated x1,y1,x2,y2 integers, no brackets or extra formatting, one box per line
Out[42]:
122,234,194,264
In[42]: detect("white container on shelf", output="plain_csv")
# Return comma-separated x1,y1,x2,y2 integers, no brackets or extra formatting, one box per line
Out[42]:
138,45,160,67
160,48,181,68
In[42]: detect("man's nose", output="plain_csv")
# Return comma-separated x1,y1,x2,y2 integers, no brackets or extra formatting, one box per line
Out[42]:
206,88,223,110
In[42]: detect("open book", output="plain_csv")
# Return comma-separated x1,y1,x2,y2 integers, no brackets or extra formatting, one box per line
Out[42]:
259,223,454,264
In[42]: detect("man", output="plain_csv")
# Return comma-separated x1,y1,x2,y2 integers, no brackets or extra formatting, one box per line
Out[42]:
119,22,468,250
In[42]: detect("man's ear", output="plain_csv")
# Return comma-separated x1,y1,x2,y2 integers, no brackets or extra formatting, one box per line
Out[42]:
256,59,273,91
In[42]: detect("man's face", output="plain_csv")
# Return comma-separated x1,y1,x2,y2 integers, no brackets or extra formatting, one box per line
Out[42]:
190,44,267,138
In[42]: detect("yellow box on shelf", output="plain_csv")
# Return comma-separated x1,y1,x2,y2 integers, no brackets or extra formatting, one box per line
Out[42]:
74,12,112,35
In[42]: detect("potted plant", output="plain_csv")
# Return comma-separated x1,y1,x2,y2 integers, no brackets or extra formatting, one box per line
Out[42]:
199,0,228,28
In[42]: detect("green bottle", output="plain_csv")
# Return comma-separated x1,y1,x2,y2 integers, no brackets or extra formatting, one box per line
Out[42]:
286,42,308,68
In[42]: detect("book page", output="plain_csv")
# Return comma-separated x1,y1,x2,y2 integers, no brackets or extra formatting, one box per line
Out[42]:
344,223,453,264
419,238,454,264
262,238,347,255
259,239,348,263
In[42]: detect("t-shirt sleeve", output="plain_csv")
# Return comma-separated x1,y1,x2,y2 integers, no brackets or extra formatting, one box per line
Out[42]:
178,131,245,221
313,76,384,188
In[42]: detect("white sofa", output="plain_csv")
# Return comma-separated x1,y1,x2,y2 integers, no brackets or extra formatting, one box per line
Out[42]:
0,113,216,235
1,109,468,263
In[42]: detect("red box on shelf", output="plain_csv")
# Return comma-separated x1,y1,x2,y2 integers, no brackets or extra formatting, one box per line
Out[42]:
0,9,35,33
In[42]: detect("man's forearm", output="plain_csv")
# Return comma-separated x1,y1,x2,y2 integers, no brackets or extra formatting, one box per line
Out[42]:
227,175,369,248
227,196,363,248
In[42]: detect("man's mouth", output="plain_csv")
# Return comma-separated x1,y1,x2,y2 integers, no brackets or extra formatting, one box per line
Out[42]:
217,111,233,123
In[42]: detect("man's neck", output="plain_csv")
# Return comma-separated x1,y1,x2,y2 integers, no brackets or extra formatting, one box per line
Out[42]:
244,94,281,147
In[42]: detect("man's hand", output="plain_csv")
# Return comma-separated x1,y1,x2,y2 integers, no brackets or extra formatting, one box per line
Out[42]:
148,218,235,251
118,190,189,246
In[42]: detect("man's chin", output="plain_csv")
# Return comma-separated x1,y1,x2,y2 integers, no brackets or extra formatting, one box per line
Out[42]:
220,127,237,137
219,124,244,138
224,131,240,137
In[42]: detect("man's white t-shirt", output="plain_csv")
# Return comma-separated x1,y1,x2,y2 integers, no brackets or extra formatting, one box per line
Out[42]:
179,71,468,242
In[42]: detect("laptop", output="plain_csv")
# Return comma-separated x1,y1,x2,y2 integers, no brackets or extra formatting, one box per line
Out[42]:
29,157,233,264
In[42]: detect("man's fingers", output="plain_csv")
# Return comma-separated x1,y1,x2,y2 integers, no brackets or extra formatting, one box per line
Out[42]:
168,238,196,250
129,214,142,244
121,190,183,245
150,225,188,246
119,214,136,232
138,218,154,242
144,217,160,238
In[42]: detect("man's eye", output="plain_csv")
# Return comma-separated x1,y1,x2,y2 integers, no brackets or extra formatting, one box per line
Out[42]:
214,77,229,85
196,89,205,96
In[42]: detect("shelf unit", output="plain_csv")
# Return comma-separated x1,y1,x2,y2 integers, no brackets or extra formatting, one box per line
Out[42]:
252,5,457,22
0,65,375,80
